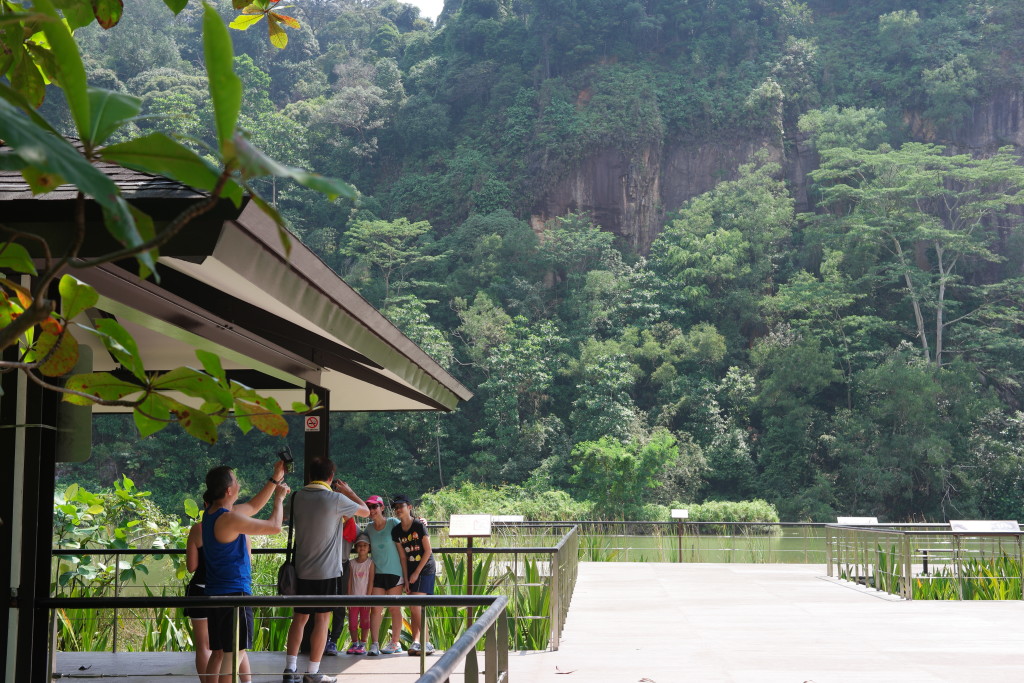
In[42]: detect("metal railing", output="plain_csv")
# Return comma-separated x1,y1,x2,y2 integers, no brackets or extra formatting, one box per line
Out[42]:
42,594,508,682
825,524,1024,600
51,526,580,655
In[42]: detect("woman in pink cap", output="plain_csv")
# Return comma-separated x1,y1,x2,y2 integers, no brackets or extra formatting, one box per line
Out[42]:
363,495,404,655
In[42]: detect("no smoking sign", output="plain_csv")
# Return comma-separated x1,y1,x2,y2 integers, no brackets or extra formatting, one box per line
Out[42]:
304,415,321,432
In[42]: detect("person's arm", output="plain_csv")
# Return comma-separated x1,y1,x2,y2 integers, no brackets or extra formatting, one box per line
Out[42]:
367,562,375,593
233,461,288,517
332,479,370,518
409,526,433,585
215,482,290,543
186,522,202,573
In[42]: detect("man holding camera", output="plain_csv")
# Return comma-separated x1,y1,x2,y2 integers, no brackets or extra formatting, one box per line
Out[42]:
283,458,369,683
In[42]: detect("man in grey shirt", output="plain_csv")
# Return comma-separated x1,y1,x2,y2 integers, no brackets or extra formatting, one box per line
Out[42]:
283,458,368,683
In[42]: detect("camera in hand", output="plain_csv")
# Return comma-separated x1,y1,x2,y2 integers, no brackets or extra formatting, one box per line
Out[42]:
277,445,294,472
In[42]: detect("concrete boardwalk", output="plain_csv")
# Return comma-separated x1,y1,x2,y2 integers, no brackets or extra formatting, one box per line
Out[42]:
54,563,1024,682
514,563,1024,682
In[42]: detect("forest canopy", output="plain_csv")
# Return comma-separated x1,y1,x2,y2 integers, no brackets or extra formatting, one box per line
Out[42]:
47,0,1024,522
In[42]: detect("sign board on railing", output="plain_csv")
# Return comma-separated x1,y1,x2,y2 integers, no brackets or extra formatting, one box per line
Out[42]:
950,520,1020,532
449,514,492,538
836,517,878,525
491,515,525,523
671,509,689,519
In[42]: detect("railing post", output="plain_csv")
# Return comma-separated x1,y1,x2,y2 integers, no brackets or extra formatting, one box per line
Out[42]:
464,641,480,683
825,526,832,577
232,605,240,683
112,553,119,653
497,602,509,680
484,621,497,683
902,533,913,601
549,545,560,651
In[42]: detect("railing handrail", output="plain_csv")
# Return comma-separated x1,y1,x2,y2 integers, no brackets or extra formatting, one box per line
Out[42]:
416,595,509,683
40,594,502,609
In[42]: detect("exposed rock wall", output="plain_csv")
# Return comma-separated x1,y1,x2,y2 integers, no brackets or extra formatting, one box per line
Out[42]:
531,92,1024,255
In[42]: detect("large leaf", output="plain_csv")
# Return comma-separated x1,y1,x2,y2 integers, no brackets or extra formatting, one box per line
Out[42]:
63,372,144,405
162,0,188,14
34,0,90,142
266,14,287,48
0,81,61,135
229,14,264,30
0,242,38,275
100,133,244,207
134,392,171,438
90,318,147,382
37,320,79,377
85,87,141,146
21,165,65,194
236,399,288,437
10,47,45,108
202,3,242,155
59,275,98,321
168,398,218,444
195,349,227,383
90,0,123,29
151,366,234,410
233,133,355,201
101,196,154,275
53,0,96,29
0,99,124,212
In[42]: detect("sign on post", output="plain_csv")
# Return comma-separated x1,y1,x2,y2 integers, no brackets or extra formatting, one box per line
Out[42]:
836,517,878,525
671,509,689,519
950,520,1020,532
304,415,321,432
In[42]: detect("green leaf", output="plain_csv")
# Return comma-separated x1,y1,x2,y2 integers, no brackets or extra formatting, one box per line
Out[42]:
169,398,218,444
87,318,147,381
0,81,61,135
247,191,291,255
100,133,243,207
21,165,65,194
0,152,27,171
10,47,45,108
0,99,122,212
202,3,242,155
233,134,355,201
53,0,97,29
34,0,90,143
90,0,124,29
37,319,79,377
151,366,233,410
100,196,150,270
86,87,141,146
134,392,171,438
195,349,227,383
237,399,288,437
229,14,264,30
59,275,98,321
162,0,188,14
64,483,80,502
183,498,199,519
233,398,253,434
0,242,38,275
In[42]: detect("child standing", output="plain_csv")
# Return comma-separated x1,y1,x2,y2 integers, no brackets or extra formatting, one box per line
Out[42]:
345,533,375,655
391,494,436,656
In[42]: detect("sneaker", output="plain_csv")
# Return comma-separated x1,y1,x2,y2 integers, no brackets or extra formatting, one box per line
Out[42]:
381,641,403,654
408,641,421,656
345,641,359,655
424,641,435,655
303,675,337,683
352,642,366,655
367,642,380,656
323,640,338,656
283,669,301,683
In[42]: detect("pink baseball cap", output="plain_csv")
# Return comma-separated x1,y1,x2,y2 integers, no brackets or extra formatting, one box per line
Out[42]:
366,495,384,507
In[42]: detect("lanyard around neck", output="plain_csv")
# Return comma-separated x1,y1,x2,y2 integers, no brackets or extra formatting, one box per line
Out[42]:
307,480,332,491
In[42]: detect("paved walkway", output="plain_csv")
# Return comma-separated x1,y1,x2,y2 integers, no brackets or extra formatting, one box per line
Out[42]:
54,563,1024,682
513,563,1024,682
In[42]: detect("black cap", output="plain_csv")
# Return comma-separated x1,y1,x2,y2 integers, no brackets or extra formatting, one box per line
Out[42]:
392,494,411,506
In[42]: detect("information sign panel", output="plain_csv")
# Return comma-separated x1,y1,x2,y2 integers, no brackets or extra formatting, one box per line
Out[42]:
491,515,525,523
950,520,1020,532
836,517,878,525
671,509,689,519
449,514,492,538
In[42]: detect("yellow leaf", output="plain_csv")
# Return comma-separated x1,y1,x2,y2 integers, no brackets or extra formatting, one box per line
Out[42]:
229,14,264,30
271,12,300,29
267,16,287,49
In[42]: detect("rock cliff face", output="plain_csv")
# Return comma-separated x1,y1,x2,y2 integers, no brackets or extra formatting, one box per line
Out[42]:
531,92,1024,255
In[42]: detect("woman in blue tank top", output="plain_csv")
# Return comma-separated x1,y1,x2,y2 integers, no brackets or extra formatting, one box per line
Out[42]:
201,464,289,683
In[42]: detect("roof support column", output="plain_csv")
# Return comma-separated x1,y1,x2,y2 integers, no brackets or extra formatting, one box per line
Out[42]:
303,384,329,483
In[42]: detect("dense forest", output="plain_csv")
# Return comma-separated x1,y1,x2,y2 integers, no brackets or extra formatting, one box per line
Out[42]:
55,0,1024,523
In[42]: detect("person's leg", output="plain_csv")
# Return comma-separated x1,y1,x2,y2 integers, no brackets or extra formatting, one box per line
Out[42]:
368,586,385,653
348,607,359,643
305,611,331,672
409,599,423,647
327,567,347,650
190,618,211,681
386,584,403,648
359,606,371,644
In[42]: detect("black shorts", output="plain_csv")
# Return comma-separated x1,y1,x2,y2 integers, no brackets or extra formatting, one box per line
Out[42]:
183,581,210,619
373,573,403,591
295,576,339,615
208,593,253,652
408,571,436,595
